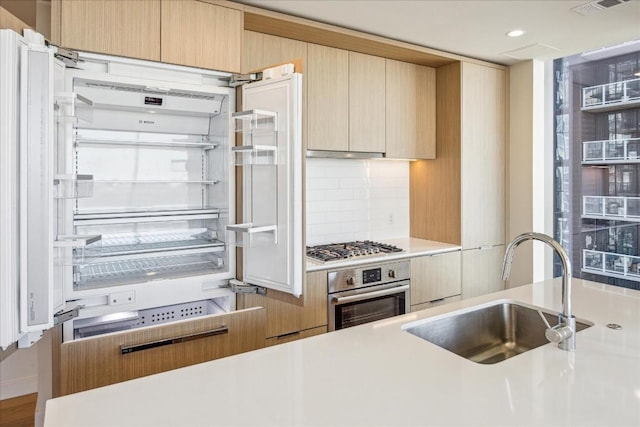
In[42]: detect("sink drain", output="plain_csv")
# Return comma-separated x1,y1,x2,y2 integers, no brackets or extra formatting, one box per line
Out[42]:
606,323,622,330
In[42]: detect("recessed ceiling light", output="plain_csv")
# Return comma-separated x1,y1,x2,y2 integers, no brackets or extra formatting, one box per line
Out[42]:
507,29,526,37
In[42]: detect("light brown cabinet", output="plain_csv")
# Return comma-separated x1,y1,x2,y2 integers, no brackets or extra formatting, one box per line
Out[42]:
462,245,505,299
410,251,461,310
242,31,307,74
306,43,349,151
385,59,436,159
161,0,242,72
460,62,506,249
57,307,266,396
238,271,327,341
57,0,161,61
349,52,386,153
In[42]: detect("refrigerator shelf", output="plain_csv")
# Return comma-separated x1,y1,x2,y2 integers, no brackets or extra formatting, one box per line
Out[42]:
74,137,219,149
96,235,225,257
232,145,277,165
91,179,220,185
74,252,225,290
74,207,220,221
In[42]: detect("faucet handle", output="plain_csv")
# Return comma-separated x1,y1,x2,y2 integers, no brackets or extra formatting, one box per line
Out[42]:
545,324,573,344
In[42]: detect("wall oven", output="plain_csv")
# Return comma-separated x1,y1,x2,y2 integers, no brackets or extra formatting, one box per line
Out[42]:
328,260,410,331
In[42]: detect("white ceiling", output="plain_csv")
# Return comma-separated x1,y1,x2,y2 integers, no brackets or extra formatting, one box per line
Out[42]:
235,0,640,65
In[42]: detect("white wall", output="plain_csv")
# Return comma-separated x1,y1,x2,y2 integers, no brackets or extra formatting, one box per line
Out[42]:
507,59,554,287
306,158,410,245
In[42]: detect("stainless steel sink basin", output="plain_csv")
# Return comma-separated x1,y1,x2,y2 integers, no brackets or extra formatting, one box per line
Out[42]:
402,301,592,364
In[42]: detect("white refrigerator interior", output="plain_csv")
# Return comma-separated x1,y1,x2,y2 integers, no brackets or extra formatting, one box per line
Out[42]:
1,27,303,350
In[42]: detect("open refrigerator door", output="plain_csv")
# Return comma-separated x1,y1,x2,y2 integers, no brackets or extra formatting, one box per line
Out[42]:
228,72,304,297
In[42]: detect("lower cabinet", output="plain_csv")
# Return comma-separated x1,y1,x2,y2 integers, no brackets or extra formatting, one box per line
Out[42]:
410,251,461,311
56,307,266,396
265,325,327,347
238,271,328,342
461,245,506,299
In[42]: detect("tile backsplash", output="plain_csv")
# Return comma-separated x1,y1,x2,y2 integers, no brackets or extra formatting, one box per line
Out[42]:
306,158,409,245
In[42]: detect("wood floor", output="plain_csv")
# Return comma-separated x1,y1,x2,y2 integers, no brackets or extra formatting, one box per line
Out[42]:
0,393,36,427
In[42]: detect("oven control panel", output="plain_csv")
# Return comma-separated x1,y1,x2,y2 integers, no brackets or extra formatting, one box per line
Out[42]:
327,260,410,293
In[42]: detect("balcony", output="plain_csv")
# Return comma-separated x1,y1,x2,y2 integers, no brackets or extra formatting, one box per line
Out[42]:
583,196,640,222
582,249,640,282
582,138,640,164
582,78,640,112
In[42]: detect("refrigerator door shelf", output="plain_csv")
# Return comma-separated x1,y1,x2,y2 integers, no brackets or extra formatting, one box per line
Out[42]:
55,92,93,124
54,174,94,199
232,109,278,133
227,223,277,247
232,145,277,166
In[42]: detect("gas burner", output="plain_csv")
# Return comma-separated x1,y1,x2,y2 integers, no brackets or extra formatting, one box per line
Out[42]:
306,240,403,263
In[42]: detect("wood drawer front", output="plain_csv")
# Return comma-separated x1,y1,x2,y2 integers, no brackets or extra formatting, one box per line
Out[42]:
59,307,265,395
410,295,462,313
239,271,328,338
265,325,327,347
410,251,462,306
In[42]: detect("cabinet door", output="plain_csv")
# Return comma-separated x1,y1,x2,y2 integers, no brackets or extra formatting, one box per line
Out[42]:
386,59,436,159
161,0,241,72
59,0,160,61
238,271,327,339
307,44,349,151
410,251,461,307
461,245,505,299
58,307,265,395
461,63,506,249
349,52,385,153
242,31,307,74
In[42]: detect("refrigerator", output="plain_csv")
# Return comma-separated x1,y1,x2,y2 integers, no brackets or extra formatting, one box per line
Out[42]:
0,29,303,351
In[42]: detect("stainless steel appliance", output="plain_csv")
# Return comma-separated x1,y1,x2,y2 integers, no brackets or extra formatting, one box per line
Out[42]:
0,29,303,349
328,260,410,331
307,240,403,263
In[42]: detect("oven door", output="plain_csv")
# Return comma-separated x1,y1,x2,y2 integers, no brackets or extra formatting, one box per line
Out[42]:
328,281,410,331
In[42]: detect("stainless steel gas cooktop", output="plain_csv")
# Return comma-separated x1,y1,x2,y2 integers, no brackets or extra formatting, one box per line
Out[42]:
306,240,403,263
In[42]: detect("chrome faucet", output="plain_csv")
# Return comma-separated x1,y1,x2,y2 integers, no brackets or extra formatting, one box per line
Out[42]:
502,232,576,351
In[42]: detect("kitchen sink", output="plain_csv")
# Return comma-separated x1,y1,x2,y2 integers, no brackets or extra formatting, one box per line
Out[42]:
402,301,592,364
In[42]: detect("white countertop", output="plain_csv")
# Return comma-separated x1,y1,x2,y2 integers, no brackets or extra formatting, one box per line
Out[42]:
44,278,640,427
306,237,461,271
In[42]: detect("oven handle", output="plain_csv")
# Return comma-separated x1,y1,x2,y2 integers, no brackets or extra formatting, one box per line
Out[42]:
331,284,410,304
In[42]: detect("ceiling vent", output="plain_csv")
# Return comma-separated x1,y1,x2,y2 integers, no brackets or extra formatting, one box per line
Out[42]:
572,0,630,16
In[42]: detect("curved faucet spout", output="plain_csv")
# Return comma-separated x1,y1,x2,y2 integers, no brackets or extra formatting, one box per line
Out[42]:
502,232,576,351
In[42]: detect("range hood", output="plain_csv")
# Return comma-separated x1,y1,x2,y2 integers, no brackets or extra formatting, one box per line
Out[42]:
306,150,384,159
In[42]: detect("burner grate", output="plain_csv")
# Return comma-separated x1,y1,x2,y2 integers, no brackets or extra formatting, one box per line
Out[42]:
306,240,402,263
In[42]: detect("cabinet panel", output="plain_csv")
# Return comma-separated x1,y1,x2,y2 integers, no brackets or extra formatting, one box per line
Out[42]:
461,63,506,249
60,0,160,61
386,59,436,159
461,245,505,299
349,52,385,153
307,44,349,151
410,251,461,306
161,0,241,72
59,307,265,395
239,271,327,338
242,31,307,74
265,325,326,347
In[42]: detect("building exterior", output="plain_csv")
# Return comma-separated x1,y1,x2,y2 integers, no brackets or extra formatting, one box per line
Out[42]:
554,45,640,290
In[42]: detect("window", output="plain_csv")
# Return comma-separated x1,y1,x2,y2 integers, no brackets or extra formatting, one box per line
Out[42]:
553,47,640,290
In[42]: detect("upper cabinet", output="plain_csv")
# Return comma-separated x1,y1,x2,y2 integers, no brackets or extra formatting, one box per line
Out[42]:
306,44,349,151
161,0,242,72
242,31,307,74
386,59,436,159
349,52,386,153
58,0,160,61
